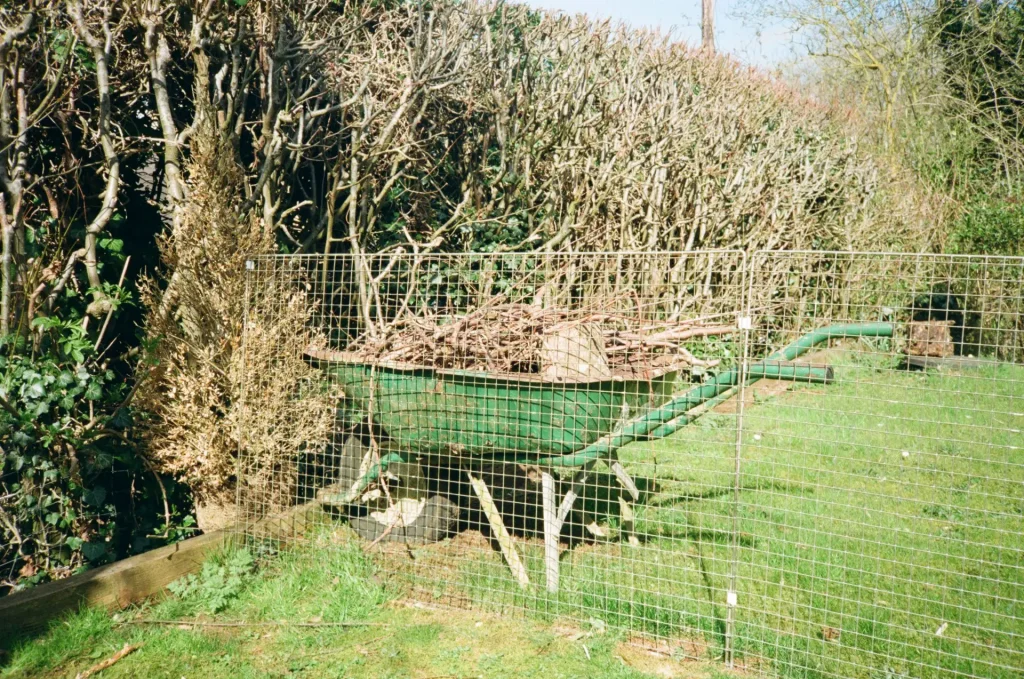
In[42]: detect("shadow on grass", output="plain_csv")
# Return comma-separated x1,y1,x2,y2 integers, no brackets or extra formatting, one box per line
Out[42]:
648,478,815,509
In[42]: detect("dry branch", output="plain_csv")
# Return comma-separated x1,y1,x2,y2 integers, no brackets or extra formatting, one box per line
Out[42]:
75,643,141,679
125,619,385,629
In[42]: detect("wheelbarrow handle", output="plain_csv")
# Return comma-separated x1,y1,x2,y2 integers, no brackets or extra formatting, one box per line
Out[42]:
525,322,894,467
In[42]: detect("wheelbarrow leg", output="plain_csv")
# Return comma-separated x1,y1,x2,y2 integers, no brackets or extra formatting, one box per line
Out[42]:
608,451,640,502
556,460,596,526
618,496,640,547
541,471,559,593
466,471,530,589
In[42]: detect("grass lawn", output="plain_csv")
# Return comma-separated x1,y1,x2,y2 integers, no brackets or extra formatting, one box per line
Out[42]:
365,355,1023,679
3,354,1020,678
0,541,733,679
656,358,1023,679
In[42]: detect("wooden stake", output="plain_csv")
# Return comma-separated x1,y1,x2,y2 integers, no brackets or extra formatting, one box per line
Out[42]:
467,471,530,589
541,471,559,593
619,496,640,547
556,460,596,526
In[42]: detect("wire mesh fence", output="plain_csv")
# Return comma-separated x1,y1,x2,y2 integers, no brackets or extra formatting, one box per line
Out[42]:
732,252,1024,679
237,250,1023,679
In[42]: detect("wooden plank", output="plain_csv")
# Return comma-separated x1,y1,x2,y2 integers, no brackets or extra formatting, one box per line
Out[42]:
0,529,227,646
244,501,321,543
0,501,321,646
905,355,993,371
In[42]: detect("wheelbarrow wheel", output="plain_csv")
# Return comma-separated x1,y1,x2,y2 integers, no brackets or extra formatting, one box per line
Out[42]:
350,494,460,546
334,433,368,493
320,422,394,506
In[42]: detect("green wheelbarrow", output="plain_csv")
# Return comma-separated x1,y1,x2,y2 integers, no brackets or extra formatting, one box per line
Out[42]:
309,322,893,591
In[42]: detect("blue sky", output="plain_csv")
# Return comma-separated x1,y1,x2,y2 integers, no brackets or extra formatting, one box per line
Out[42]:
523,1,793,66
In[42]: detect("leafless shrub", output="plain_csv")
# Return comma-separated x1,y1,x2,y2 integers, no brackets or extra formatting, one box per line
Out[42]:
0,0,946,340
0,1,946,533
312,2,938,261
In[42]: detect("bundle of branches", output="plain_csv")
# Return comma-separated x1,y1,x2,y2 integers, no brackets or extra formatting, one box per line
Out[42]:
348,303,734,377
354,303,560,373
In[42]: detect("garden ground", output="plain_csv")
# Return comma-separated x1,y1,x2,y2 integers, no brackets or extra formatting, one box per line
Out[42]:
3,355,1020,678
0,542,735,679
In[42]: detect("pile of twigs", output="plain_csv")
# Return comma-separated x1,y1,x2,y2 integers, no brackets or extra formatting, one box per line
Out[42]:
352,303,562,373
347,303,735,375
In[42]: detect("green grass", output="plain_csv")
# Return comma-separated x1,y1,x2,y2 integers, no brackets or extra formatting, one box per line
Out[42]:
0,538,730,678
380,357,1023,679
631,358,1024,678
4,356,1021,679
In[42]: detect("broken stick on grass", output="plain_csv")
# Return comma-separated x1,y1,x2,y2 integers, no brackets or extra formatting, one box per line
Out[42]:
125,619,386,628
75,642,142,679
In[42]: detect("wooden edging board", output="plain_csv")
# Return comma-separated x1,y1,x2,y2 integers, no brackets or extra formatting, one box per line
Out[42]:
0,529,227,645
0,501,321,647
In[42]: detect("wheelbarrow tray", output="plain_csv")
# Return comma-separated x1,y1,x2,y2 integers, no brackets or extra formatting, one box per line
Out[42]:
307,349,678,457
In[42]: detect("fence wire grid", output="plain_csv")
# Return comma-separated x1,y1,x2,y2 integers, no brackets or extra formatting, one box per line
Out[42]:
237,251,1023,679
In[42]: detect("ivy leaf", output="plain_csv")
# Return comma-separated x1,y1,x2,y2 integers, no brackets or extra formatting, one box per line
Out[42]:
66,536,83,550
84,382,103,401
98,237,123,253
111,408,133,429
83,486,107,507
81,542,107,562
24,382,45,400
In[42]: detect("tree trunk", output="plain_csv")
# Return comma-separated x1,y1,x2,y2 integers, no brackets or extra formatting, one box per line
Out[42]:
0,196,11,336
